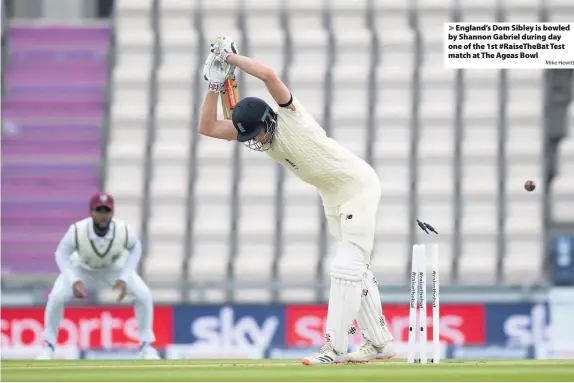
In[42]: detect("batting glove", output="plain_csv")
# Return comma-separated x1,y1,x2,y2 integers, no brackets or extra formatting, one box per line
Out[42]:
203,52,228,92
210,36,238,64
207,81,225,93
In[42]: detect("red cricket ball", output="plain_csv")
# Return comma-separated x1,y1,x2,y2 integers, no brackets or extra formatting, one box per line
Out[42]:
524,180,536,192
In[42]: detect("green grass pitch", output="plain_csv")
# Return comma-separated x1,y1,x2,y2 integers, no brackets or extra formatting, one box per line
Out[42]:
2,359,573,382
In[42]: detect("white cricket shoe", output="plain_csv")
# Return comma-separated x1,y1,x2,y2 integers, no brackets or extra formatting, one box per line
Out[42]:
347,340,395,363
139,343,161,360
36,342,55,360
302,343,348,365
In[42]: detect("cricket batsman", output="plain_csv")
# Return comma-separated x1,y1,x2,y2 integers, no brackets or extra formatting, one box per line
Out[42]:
201,37,394,364
37,192,160,360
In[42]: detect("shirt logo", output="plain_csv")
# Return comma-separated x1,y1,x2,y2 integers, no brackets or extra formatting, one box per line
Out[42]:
285,158,298,169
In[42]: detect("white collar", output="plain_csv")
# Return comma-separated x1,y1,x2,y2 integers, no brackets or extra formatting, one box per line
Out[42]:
87,218,115,240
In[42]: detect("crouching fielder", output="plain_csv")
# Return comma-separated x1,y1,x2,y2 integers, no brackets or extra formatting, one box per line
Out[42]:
37,192,160,360
202,38,394,364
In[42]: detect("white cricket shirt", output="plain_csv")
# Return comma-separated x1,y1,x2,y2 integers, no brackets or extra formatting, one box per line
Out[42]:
265,96,379,206
54,217,141,282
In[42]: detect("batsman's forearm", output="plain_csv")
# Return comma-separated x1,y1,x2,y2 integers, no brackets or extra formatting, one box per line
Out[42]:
226,54,273,82
199,92,219,133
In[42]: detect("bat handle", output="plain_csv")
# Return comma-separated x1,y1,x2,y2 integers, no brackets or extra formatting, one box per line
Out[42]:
225,78,238,109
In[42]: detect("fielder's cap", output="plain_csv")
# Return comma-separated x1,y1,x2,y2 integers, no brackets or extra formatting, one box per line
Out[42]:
89,192,114,211
232,97,271,142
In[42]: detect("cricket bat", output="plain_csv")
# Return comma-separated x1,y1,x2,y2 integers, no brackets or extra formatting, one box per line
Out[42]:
221,75,239,120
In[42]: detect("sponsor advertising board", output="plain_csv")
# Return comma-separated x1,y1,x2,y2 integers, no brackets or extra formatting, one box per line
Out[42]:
165,344,263,360
285,304,486,347
80,348,167,360
0,302,556,360
172,305,285,357
1,306,173,349
446,344,535,359
547,287,574,359
0,346,79,360
484,303,549,347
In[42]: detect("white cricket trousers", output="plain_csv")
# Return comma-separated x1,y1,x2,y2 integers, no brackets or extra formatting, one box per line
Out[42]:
321,177,386,354
324,179,382,263
42,265,155,347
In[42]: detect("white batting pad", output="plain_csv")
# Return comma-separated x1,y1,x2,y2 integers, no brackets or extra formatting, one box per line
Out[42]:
355,267,394,347
326,242,365,354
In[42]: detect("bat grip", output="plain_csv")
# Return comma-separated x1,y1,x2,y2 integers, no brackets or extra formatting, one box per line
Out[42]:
225,78,238,109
